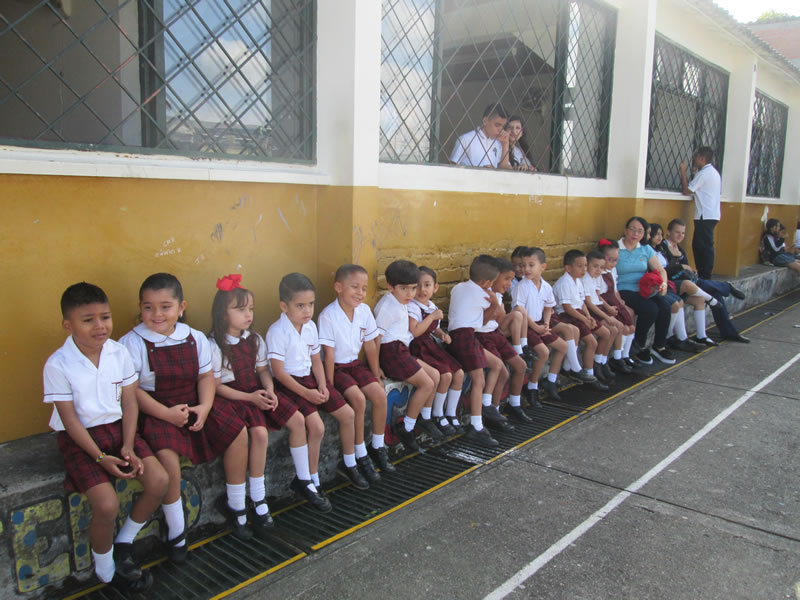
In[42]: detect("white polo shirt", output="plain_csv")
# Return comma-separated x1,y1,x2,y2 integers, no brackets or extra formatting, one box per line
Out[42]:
553,273,585,315
688,163,721,221
509,145,532,169
476,291,503,333
512,278,555,322
448,280,491,330
120,323,212,392
209,330,267,384
582,273,605,306
44,336,138,431
318,300,379,363
265,313,319,377
373,292,414,346
449,128,503,168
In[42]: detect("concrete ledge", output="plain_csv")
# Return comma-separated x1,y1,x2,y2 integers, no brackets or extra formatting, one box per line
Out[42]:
0,265,794,597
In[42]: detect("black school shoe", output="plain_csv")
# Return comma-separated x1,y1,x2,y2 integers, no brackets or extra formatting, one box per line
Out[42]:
650,347,677,364
506,404,533,423
356,454,382,483
216,496,254,541
166,531,188,564
290,476,332,513
338,462,370,490
525,387,545,407
249,499,275,538
434,416,457,437
609,357,632,374
391,422,420,452
601,363,616,382
729,283,746,300
111,568,153,597
481,405,514,432
636,348,654,365
593,363,609,384
416,418,445,441
463,424,499,447
693,336,718,347
540,379,561,402
678,338,705,353
447,415,465,434
368,445,397,473
113,543,142,581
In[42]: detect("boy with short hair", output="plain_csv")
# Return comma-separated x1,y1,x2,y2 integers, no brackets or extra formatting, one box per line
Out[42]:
509,245,527,299
267,273,367,495
582,250,632,375
512,247,567,405
373,260,442,452
44,283,167,594
319,264,395,480
476,258,530,424
553,250,612,391
449,103,509,168
446,255,503,447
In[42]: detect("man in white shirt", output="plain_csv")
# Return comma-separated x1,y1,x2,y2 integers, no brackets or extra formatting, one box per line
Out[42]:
449,103,509,168
680,146,721,279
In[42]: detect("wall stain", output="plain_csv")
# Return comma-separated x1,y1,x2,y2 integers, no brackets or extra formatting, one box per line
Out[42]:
211,223,224,242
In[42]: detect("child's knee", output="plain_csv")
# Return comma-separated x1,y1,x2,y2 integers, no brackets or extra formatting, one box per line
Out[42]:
470,369,485,388
306,413,325,439
584,335,597,349
509,355,526,372
142,457,169,496
535,343,550,360
346,388,367,413
250,426,268,447
232,426,249,448
452,369,465,387
334,403,355,424
440,371,452,387
90,489,120,523
286,410,306,433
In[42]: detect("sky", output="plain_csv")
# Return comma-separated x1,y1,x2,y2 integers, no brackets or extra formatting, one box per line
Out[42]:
711,0,800,23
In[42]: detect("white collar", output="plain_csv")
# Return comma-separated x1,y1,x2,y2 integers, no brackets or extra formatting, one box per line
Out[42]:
223,330,251,345
279,312,309,335
412,298,435,311
618,236,641,250
334,298,357,322
133,321,191,343
65,335,116,368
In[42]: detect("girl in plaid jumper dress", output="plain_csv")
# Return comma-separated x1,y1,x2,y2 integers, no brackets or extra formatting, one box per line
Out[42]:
120,273,251,563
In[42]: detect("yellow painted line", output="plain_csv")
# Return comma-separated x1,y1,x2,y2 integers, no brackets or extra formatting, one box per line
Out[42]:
63,583,105,600
208,552,307,600
310,464,482,551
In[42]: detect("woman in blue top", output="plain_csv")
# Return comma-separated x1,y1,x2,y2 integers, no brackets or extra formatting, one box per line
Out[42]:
615,216,676,366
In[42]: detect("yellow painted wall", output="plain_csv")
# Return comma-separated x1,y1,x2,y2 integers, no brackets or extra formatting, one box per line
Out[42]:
1,174,797,442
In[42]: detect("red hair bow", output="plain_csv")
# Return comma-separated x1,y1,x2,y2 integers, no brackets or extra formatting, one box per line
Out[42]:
216,274,243,292
598,238,613,247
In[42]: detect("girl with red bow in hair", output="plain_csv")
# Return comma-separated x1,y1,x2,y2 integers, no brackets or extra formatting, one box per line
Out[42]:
209,274,331,521
120,273,252,563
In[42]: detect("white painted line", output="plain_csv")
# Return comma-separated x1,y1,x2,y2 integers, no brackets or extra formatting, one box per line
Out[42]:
484,352,800,600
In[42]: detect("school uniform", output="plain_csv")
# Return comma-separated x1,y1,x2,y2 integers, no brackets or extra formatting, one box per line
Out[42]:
373,292,421,381
449,128,503,168
512,278,559,346
553,273,600,338
318,300,381,392
44,336,153,493
583,273,614,318
446,280,491,372
265,313,346,415
408,299,462,374
210,331,297,430
120,323,246,464
599,267,634,326
474,291,517,361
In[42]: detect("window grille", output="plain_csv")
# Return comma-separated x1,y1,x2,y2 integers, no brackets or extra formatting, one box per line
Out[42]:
645,35,728,191
0,0,315,161
379,0,616,178
746,91,787,198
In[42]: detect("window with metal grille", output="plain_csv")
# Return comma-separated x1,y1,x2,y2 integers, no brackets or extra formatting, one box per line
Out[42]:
379,0,616,178
645,35,728,191
0,0,315,161
746,91,787,198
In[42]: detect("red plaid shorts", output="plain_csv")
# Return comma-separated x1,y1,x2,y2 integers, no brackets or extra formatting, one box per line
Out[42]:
558,313,602,338
527,325,560,346
262,390,300,430
379,340,421,381
232,400,268,429
475,330,518,361
276,374,347,415
446,328,488,372
57,421,154,493
333,360,380,393
410,336,462,374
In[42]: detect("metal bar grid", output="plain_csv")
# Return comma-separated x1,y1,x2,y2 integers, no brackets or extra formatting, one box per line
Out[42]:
379,0,616,178
645,35,729,191
0,0,315,160
746,90,787,198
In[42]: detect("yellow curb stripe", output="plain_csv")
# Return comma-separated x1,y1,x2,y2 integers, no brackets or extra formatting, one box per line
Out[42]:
208,553,307,600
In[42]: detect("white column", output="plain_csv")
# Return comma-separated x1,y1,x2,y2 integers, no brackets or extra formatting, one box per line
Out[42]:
721,55,757,203
316,0,382,187
604,0,657,198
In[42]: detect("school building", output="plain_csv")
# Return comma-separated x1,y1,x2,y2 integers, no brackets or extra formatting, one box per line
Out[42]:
0,0,799,445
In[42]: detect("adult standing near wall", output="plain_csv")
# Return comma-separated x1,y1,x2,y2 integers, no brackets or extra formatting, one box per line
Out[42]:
680,146,721,279
616,216,676,366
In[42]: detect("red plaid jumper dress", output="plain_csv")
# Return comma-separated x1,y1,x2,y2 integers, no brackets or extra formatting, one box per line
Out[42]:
410,312,462,374
140,335,246,464
599,272,634,326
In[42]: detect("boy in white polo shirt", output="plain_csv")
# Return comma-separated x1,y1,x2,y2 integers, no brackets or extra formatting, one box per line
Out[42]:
373,260,441,452
449,103,509,168
319,264,395,481
44,283,167,594
553,250,612,391
267,273,366,498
